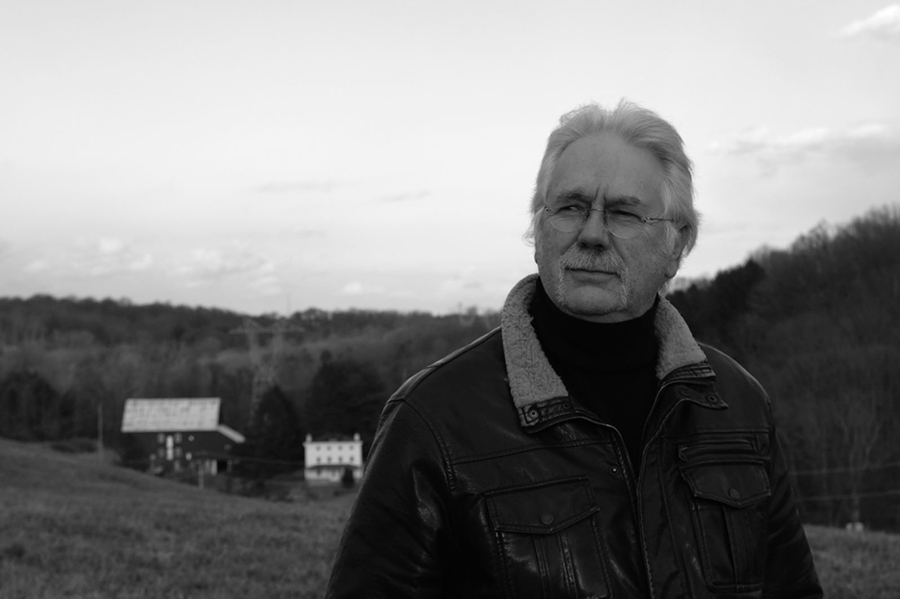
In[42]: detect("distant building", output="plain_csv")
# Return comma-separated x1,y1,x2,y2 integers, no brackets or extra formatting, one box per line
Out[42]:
121,397,245,475
303,433,363,484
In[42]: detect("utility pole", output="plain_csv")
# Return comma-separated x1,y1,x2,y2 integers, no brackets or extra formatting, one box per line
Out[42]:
97,404,104,462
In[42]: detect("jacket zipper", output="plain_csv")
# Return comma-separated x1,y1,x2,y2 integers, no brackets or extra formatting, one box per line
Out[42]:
569,376,696,598
551,370,717,597
632,372,717,598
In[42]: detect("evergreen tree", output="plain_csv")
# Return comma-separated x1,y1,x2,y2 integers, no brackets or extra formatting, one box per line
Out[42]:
233,385,304,481
0,370,68,441
305,353,387,447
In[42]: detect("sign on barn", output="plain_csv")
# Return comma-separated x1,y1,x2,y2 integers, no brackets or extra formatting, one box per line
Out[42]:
303,433,364,484
121,397,245,475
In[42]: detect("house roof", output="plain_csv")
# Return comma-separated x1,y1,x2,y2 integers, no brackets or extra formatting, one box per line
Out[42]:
217,424,245,444
121,398,222,432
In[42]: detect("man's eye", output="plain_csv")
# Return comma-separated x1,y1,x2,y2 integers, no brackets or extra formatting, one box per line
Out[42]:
558,205,584,213
609,209,640,220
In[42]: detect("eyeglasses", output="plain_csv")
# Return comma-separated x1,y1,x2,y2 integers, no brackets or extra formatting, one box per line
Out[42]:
543,205,676,239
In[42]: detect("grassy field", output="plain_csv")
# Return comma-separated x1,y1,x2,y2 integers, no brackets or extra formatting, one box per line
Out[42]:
1,438,898,598
0,439,354,599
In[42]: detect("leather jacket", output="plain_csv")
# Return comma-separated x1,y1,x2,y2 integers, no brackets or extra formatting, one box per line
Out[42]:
326,275,822,598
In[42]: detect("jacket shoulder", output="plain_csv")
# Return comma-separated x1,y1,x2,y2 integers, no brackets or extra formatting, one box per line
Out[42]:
391,327,506,402
699,342,773,415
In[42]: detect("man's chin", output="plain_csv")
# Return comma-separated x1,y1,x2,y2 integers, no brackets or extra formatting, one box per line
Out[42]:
557,285,625,320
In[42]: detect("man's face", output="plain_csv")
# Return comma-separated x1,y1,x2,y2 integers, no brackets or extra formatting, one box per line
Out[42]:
534,132,685,323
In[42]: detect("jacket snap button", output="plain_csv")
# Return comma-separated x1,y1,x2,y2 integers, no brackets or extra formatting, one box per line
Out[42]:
729,488,741,499
610,466,620,475
540,513,555,525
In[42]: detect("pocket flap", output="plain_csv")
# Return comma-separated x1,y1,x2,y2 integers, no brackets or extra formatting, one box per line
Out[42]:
681,463,771,508
486,477,598,534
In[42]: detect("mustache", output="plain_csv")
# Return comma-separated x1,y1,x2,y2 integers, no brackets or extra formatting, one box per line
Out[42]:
559,246,622,273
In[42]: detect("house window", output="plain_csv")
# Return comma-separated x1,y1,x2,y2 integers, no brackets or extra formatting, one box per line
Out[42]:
157,433,164,443
188,435,195,442
175,433,182,443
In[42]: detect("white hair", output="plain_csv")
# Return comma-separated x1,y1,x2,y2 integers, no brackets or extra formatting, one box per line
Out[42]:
526,100,700,263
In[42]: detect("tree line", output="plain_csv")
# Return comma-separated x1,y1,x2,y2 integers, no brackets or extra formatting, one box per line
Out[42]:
667,205,900,530
1,205,898,529
0,295,498,471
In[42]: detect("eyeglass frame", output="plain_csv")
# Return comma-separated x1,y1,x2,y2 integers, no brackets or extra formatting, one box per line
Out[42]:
542,205,677,239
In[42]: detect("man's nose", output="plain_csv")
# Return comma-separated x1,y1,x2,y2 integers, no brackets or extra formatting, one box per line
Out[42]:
578,208,612,247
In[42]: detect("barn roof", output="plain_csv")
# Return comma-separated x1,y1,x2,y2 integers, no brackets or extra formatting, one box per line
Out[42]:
121,398,222,432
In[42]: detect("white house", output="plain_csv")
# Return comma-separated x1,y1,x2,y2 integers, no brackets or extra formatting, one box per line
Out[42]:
303,433,364,484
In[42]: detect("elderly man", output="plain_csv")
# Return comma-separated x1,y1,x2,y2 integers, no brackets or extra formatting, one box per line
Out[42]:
325,101,822,598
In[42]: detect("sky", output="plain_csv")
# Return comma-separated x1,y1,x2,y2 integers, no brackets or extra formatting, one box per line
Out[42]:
1,1,898,316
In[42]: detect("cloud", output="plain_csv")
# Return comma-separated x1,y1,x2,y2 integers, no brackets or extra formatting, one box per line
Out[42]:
438,270,486,296
248,263,283,296
253,180,341,194
341,282,386,295
378,191,431,203
840,5,900,41
70,237,154,277
291,227,327,237
24,260,50,273
698,221,754,236
708,123,900,172
177,242,279,290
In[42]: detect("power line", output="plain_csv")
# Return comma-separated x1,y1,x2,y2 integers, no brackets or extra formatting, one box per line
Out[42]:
801,489,900,502
791,461,900,476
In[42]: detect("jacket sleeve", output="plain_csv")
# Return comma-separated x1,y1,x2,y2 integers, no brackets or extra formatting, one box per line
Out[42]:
325,397,456,599
763,426,823,599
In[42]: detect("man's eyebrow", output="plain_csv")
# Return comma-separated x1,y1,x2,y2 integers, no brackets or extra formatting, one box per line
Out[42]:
553,189,593,203
551,190,647,207
605,195,644,207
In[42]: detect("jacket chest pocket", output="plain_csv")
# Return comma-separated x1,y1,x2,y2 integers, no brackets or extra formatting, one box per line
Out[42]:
486,477,609,599
679,445,771,593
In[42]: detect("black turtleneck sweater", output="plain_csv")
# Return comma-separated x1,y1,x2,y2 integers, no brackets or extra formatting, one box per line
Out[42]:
529,280,660,472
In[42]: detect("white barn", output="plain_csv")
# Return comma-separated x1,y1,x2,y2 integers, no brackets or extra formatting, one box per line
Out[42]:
303,433,364,484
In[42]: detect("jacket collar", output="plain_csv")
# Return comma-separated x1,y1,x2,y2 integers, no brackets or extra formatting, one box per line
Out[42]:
501,274,709,415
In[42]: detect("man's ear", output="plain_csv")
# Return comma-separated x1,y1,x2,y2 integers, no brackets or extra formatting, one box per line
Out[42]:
532,213,544,265
664,225,690,279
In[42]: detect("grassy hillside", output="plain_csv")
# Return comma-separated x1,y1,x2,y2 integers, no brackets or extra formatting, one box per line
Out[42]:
0,439,353,599
1,439,898,598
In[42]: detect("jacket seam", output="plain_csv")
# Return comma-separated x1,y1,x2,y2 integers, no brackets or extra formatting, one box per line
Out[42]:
396,397,457,494
660,426,770,440
453,438,612,465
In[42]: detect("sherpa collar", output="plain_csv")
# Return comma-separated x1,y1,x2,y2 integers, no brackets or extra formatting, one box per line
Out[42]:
500,274,708,412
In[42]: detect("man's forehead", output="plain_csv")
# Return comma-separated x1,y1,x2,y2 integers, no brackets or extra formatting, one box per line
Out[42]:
548,133,664,204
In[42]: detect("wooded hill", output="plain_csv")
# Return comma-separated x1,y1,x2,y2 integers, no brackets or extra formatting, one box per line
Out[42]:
1,205,898,530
